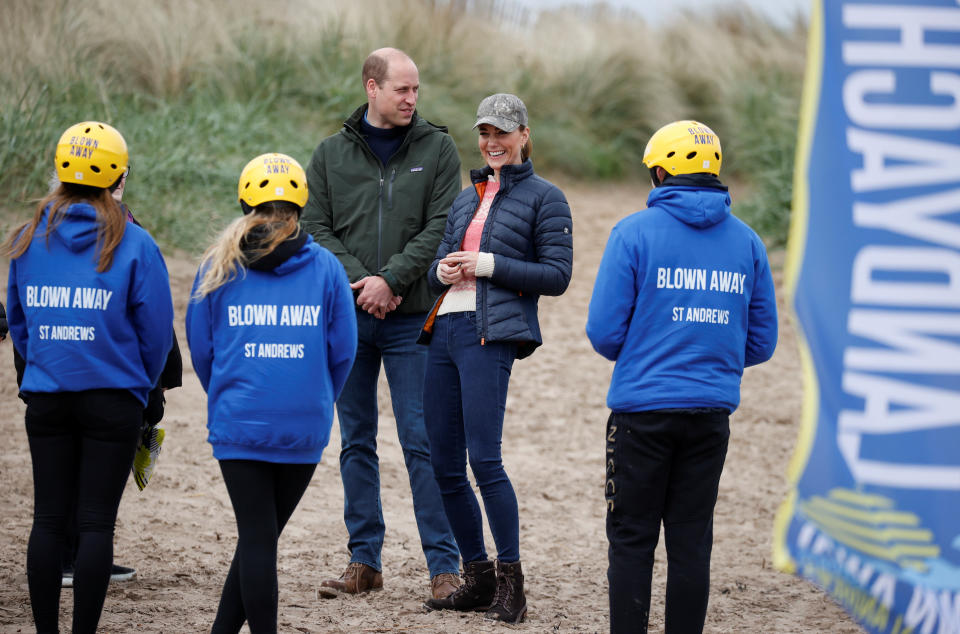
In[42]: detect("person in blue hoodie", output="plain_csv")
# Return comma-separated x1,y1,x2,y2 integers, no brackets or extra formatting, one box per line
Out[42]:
186,153,357,634
17,167,184,589
3,121,174,634
586,121,778,634
418,94,573,624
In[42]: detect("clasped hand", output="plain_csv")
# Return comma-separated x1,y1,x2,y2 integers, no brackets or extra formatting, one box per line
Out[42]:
351,276,402,319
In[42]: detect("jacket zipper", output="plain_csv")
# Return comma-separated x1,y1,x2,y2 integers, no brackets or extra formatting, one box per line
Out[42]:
377,167,384,270
477,181,506,345
388,168,396,211
344,121,417,274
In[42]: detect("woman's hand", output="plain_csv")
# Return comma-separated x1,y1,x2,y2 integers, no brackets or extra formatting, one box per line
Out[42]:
437,260,463,285
442,251,479,279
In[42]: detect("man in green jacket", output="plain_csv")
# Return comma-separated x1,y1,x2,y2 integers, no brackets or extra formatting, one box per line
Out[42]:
301,47,462,602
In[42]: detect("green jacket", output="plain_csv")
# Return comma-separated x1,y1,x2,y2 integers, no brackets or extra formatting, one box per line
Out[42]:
301,106,462,314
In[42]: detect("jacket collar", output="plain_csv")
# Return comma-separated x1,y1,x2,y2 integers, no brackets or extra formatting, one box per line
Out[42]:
469,159,534,191
342,104,448,144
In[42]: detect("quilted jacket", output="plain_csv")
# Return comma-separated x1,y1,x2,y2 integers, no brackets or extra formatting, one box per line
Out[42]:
420,159,573,359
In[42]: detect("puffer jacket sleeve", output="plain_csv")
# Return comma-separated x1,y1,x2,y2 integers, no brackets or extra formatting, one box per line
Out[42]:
488,184,573,296
426,187,472,294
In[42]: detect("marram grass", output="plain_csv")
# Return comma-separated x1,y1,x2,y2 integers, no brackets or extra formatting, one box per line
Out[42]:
0,0,805,250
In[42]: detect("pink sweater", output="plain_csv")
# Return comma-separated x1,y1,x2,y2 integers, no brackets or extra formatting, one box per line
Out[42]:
437,178,499,315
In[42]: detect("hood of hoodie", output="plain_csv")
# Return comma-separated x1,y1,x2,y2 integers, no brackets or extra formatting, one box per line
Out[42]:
45,202,102,252
647,186,731,229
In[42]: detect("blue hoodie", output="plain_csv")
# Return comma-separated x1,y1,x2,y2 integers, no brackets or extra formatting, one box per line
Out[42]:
586,185,778,413
6,203,174,405
185,235,357,463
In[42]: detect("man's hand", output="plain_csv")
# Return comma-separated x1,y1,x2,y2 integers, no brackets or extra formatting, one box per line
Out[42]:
351,276,402,319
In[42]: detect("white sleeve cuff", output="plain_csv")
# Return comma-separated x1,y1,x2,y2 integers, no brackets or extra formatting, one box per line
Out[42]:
436,262,451,285
475,252,495,278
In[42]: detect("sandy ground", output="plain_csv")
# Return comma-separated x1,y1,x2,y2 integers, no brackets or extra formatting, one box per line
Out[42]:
0,182,863,633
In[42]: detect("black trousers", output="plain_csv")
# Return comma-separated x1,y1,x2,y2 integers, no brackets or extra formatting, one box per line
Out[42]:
605,409,730,634
24,389,143,634
212,459,316,634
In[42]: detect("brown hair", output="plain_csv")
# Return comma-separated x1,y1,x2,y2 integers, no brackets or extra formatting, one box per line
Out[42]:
362,52,390,87
520,125,532,162
192,203,300,299
361,47,413,88
2,183,126,272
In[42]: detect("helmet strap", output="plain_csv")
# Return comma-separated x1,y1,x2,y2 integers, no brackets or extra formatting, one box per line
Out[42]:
649,167,663,188
240,200,256,215
107,173,124,193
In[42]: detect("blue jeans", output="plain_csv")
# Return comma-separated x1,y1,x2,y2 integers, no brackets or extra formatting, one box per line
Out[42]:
423,312,519,564
336,309,459,577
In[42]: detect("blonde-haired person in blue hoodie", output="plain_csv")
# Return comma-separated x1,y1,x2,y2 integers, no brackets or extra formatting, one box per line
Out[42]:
186,153,357,634
4,121,174,633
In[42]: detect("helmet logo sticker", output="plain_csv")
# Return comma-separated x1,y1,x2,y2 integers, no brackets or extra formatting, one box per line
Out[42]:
75,172,84,180
275,187,285,196
703,160,711,169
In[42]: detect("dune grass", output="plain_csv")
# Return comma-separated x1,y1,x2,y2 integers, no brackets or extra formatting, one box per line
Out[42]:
0,0,805,251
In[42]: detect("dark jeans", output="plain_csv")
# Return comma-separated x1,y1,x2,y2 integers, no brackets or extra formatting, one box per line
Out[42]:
336,309,459,577
212,459,316,634
606,409,730,634
24,389,143,634
423,312,519,563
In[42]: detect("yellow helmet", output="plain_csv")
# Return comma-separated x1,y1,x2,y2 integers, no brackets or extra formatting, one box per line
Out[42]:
642,120,722,177
54,121,129,189
238,153,308,211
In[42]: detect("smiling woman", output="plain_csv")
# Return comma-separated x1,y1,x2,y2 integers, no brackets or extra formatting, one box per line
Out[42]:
478,124,529,175
418,92,574,625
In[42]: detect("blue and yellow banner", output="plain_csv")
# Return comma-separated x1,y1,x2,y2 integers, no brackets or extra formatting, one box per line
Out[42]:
775,1,960,632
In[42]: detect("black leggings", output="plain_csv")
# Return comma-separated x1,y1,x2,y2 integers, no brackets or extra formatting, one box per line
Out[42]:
24,389,143,634
212,459,316,634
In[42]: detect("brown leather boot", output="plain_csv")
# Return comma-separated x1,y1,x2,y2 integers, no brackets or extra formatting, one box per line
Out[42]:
423,560,496,611
431,572,461,600
318,562,383,598
484,560,527,623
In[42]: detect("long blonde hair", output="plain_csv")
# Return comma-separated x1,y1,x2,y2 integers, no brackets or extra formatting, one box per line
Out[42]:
2,183,126,272
193,203,301,299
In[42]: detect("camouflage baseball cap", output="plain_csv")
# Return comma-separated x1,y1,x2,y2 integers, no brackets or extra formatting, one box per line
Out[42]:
473,93,528,132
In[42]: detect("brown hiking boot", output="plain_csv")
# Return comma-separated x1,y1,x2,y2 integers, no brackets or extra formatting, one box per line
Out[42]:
424,560,496,612
431,572,461,600
318,562,383,598
484,560,527,623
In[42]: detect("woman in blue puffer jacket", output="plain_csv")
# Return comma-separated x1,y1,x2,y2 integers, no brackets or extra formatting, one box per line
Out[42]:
418,93,573,624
